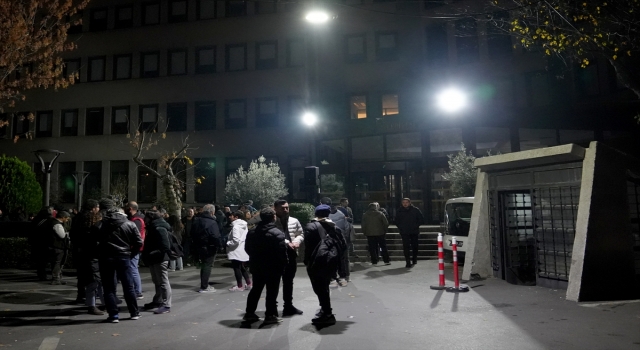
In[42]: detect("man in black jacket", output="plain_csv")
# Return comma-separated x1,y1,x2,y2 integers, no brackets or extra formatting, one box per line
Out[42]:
243,208,288,325
191,204,221,293
395,198,424,268
141,210,172,314
97,199,143,323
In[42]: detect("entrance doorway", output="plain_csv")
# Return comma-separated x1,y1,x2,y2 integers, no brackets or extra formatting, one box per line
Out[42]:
353,171,404,223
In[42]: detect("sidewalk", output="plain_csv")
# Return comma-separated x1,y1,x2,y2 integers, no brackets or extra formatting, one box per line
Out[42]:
0,260,639,350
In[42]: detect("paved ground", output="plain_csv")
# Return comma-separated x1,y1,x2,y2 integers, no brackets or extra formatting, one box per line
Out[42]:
0,260,638,350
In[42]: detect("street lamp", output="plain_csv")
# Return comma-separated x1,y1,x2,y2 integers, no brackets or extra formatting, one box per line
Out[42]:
33,149,64,207
305,10,330,24
436,88,468,113
302,111,318,126
73,171,90,211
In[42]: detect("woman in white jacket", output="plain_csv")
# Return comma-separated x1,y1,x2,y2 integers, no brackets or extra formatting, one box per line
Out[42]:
227,211,252,292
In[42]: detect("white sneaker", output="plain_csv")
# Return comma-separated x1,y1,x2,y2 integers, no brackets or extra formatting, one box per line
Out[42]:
329,280,339,288
228,286,245,292
198,286,216,293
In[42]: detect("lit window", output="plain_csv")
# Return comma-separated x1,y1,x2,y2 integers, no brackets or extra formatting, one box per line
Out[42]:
382,94,399,116
350,95,367,119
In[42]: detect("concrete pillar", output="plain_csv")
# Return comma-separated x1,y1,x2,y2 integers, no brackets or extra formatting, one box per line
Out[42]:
462,169,492,280
128,159,138,201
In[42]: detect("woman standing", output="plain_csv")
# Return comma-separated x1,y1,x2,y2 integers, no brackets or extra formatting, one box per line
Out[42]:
226,210,251,291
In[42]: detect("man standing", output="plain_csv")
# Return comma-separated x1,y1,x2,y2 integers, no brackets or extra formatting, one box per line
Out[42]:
141,210,173,314
361,203,390,266
304,204,346,325
97,199,143,323
273,199,304,317
48,211,71,285
181,208,195,266
191,204,221,293
243,208,288,325
125,201,145,299
395,198,424,268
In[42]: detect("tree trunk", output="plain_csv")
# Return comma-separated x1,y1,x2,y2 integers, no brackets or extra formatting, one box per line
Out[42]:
608,57,640,100
162,175,182,218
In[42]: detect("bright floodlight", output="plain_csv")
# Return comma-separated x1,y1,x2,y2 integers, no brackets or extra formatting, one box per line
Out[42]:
436,88,467,113
305,10,330,24
302,112,318,126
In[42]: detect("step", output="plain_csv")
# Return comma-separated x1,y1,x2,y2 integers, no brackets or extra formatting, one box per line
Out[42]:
353,243,437,250
353,225,441,234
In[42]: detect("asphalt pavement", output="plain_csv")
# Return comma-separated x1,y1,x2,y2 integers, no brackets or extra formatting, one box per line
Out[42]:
0,260,638,350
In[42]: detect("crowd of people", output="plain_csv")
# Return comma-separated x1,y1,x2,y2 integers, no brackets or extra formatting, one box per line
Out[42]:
26,195,423,326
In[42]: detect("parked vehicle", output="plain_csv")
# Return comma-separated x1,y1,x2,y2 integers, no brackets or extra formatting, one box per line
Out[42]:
443,197,474,264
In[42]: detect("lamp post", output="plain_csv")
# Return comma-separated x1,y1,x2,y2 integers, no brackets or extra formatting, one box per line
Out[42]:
33,149,64,207
73,171,90,211
435,87,468,113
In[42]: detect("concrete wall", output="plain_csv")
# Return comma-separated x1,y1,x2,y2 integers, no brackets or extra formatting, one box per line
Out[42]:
462,169,491,280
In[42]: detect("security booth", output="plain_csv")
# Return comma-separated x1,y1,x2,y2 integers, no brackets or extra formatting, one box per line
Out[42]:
463,142,640,302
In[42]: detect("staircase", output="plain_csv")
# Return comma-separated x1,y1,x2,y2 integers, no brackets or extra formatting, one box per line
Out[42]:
351,225,441,262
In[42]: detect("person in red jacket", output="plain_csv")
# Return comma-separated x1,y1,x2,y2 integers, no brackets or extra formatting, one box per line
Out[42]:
126,201,145,300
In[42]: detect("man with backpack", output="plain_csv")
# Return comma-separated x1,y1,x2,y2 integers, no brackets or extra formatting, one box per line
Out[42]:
304,204,347,326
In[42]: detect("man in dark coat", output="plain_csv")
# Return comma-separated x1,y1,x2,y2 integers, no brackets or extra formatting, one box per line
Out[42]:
395,198,424,268
190,204,221,293
97,199,143,323
243,208,288,325
303,204,346,326
31,206,54,281
141,210,172,314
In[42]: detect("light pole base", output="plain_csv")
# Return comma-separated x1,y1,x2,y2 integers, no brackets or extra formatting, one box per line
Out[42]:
446,285,470,293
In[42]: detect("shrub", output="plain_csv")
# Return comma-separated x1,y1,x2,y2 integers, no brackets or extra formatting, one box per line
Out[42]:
289,202,315,226
0,237,32,269
0,155,43,215
442,144,477,197
224,156,288,208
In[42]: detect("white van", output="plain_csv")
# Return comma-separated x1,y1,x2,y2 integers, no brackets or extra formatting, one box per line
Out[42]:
443,197,474,263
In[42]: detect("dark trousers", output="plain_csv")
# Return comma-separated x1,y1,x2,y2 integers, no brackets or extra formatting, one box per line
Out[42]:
337,247,349,279
231,260,251,287
282,249,297,307
307,269,332,314
367,236,390,264
200,254,216,289
245,271,282,317
401,234,420,264
100,256,139,317
50,248,67,282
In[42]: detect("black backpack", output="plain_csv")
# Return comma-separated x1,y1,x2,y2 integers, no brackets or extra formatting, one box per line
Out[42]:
308,221,347,278
167,231,184,260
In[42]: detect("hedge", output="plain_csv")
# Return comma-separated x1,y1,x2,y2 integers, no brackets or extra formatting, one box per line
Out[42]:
0,237,33,269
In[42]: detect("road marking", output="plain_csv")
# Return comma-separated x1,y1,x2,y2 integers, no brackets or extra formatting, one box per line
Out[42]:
38,337,60,350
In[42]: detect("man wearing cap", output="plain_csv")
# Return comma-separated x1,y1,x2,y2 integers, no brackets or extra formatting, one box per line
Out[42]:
303,204,347,325
48,211,71,285
97,199,143,323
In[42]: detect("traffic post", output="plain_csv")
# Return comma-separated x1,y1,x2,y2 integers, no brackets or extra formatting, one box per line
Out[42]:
446,237,469,293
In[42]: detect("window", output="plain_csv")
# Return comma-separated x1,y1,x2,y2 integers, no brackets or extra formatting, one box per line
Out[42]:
426,24,448,66
142,1,161,25
256,41,278,70
256,98,278,127
386,132,421,159
137,160,157,203
166,102,187,132
456,18,479,64
195,46,216,74
487,11,513,58
576,64,600,97
350,95,367,119
12,113,30,138
476,127,511,154
36,111,53,138
352,136,384,161
84,161,102,198
61,109,78,137
493,77,516,106
197,0,216,19
88,56,106,82
115,4,133,28
288,96,304,121
526,72,551,106
139,104,158,132
63,58,81,82
226,44,247,71
382,94,399,116
375,32,398,61
112,106,130,134
113,54,132,80
89,7,108,31
195,101,216,130
86,107,104,136
195,158,216,203
287,39,305,67
430,128,463,156
0,113,8,138
345,34,366,63
110,160,129,200
58,162,76,203
169,0,188,22
224,99,246,129
225,157,246,178
519,128,557,151
141,52,160,78
226,1,246,17
256,1,275,14
168,49,187,75
67,11,83,34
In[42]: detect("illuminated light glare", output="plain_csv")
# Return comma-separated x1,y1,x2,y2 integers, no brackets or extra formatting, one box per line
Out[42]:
436,88,468,113
302,112,318,126
305,10,330,24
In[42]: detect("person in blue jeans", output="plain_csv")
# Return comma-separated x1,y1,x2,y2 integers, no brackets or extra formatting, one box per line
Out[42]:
97,201,143,323
126,201,146,299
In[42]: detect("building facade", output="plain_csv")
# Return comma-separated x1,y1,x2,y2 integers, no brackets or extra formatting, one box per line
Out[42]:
1,0,638,223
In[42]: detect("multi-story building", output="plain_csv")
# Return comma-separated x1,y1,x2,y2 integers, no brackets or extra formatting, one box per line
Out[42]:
1,0,638,223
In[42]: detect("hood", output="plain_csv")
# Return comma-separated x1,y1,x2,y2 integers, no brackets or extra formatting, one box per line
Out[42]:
232,219,247,230
313,217,336,228
103,211,129,228
150,218,171,230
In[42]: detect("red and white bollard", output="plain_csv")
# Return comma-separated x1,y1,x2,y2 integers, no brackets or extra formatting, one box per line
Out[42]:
446,237,469,293
430,233,447,290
